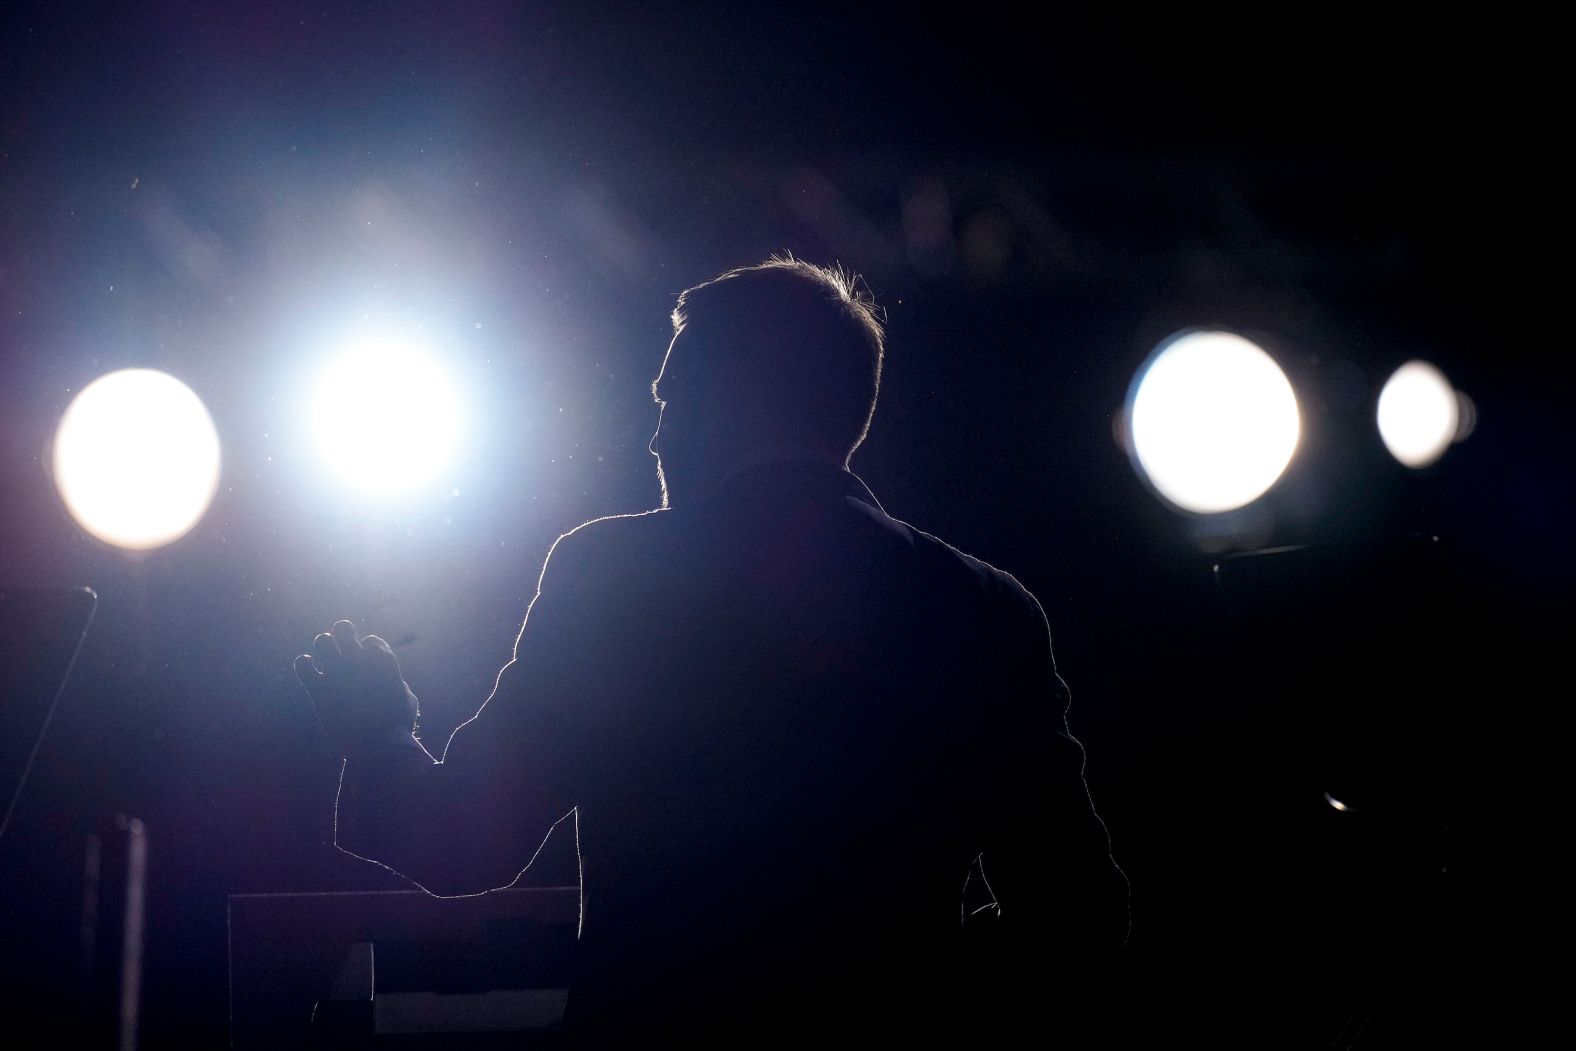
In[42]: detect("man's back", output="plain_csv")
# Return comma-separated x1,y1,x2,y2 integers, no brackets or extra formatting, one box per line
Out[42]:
509,462,1120,1036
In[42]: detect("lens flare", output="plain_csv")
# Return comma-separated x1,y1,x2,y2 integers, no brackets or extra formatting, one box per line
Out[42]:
310,338,462,495
1377,360,1460,468
52,369,222,550
1127,330,1301,514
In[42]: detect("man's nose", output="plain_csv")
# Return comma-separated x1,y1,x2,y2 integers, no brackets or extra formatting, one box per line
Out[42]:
648,405,664,456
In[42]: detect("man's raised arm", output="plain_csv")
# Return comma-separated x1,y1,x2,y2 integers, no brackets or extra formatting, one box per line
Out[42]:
295,530,599,896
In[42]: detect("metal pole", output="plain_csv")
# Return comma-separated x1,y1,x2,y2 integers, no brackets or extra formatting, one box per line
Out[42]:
116,815,146,1051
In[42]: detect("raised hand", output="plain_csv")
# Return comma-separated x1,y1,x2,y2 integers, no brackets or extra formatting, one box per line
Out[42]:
294,619,421,756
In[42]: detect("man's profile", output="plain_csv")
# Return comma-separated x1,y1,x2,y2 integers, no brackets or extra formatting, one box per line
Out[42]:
295,256,1127,1042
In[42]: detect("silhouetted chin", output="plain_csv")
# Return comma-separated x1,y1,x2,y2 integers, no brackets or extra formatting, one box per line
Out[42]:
653,450,710,509
653,456,673,510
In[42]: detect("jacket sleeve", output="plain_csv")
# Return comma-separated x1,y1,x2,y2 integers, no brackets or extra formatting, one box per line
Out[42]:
333,526,606,896
966,584,1130,979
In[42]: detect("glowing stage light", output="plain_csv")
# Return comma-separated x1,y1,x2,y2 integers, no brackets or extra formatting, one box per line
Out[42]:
1377,360,1462,468
1126,330,1301,514
310,337,462,496
52,369,222,551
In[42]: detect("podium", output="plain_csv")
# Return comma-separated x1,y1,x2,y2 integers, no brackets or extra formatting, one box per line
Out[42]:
227,887,579,1048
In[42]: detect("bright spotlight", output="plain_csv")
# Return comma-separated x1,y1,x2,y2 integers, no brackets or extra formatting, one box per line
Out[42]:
1126,330,1301,514
1377,360,1460,468
310,337,462,495
52,368,222,551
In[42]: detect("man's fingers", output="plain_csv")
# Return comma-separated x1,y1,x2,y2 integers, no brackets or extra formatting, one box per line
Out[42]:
361,633,401,671
331,620,364,656
293,653,322,685
303,620,403,694
312,632,341,665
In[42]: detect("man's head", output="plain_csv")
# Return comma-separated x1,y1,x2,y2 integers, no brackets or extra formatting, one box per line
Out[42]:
650,255,885,506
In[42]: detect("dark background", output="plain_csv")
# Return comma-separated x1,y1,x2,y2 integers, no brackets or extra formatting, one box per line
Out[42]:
0,3,1564,1045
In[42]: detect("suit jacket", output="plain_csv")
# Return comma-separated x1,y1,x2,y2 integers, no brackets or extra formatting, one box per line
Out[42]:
336,461,1126,1042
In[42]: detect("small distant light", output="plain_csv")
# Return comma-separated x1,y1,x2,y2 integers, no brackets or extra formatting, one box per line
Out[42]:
1377,360,1463,468
1126,330,1301,513
52,369,222,550
1324,792,1351,813
311,337,462,496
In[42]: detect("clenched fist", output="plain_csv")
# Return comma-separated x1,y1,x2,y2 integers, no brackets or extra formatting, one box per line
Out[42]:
294,620,421,756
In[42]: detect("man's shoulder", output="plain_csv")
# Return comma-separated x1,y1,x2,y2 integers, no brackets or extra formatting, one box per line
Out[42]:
543,508,669,573
879,511,1046,625
535,507,683,592
557,507,670,543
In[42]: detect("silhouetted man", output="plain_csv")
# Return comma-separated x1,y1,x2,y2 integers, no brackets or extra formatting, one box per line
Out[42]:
296,257,1126,1044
